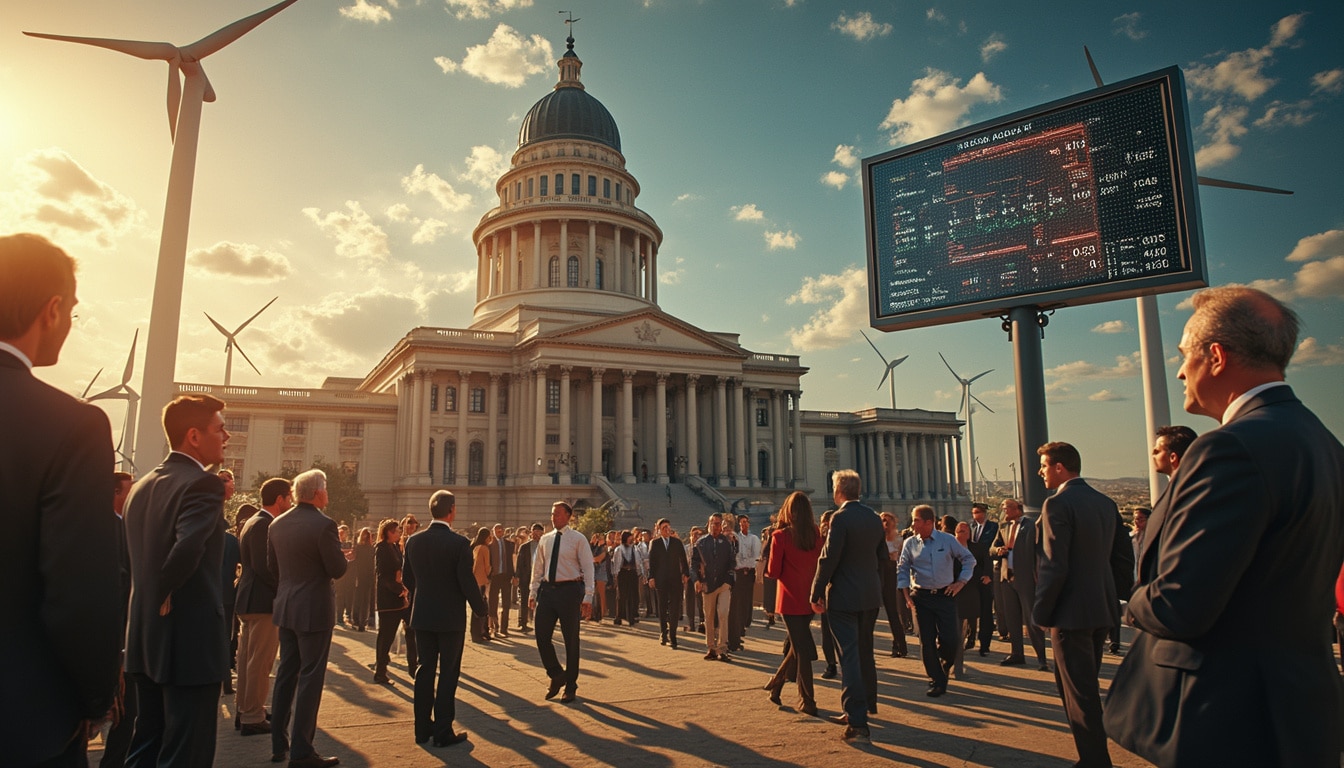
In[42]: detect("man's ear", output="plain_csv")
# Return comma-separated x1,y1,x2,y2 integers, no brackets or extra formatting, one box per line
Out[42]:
1206,342,1228,375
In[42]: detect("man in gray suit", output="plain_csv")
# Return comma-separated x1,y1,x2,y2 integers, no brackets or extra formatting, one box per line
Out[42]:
809,469,885,744
234,477,292,736
991,498,1048,670
1033,441,1122,768
1106,286,1344,767
267,469,347,768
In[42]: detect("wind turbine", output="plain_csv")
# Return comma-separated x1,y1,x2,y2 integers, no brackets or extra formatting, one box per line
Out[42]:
940,353,994,501
1083,47,1291,504
205,296,277,385
86,329,141,473
859,330,909,409
25,0,301,463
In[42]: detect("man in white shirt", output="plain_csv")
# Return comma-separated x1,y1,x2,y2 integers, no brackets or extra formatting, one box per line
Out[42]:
528,502,595,704
728,514,761,652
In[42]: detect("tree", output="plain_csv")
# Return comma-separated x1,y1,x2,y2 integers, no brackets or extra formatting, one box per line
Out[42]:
243,456,368,528
572,506,613,538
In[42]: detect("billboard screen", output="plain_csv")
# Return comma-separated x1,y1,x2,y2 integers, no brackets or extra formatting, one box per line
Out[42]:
863,67,1206,331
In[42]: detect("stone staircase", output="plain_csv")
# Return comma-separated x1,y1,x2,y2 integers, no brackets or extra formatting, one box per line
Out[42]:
601,481,723,535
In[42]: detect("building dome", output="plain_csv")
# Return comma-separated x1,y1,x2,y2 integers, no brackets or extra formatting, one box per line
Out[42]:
517,40,621,153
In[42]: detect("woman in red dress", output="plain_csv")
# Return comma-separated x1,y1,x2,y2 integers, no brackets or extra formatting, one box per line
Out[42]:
762,491,824,715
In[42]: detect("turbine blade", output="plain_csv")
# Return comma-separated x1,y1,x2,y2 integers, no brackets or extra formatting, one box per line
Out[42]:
891,355,909,368
1196,176,1293,195
859,330,889,365
23,32,178,61
958,388,969,416
877,368,891,390
86,385,127,402
120,329,139,385
971,393,995,414
938,352,962,382
197,64,217,103
968,369,994,384
81,368,103,399
235,296,278,333
233,340,262,377
1083,45,1105,87
181,0,301,61
204,311,232,338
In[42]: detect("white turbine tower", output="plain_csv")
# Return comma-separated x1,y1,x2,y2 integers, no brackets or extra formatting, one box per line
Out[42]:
940,353,994,501
26,0,301,464
86,329,141,473
859,330,909,409
205,296,277,386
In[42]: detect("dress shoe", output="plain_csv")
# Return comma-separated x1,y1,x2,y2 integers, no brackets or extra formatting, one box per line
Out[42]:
926,683,947,697
703,651,718,661
717,653,732,662
964,639,975,650
999,655,1026,666
559,690,577,704
822,664,838,680
841,725,871,744
287,755,339,768
1038,663,1052,672
373,673,390,684
614,619,622,626
240,722,271,737
545,679,563,700
660,637,668,646
766,687,782,706
799,702,818,717
431,731,469,747
827,714,849,725
890,648,905,658
414,734,431,745
697,624,706,633
978,649,988,657
868,704,877,715
270,752,287,764
671,640,679,650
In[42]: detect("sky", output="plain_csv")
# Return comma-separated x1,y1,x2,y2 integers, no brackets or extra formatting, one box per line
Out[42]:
3,0,1341,484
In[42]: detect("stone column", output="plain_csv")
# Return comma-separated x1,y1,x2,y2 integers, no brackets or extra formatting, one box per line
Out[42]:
714,377,729,483
486,373,500,486
673,384,686,481
900,432,910,500
588,220,597,287
556,220,566,288
954,435,965,498
620,370,636,483
655,372,669,484
590,368,605,479
745,388,758,487
612,224,623,293
533,365,548,484
685,375,699,477
558,366,572,484
634,232,643,299
867,433,879,498
650,242,658,303
771,391,786,488
414,370,431,483
492,232,502,292
452,371,469,483
731,379,746,487
791,390,803,485
535,222,544,287
887,432,899,500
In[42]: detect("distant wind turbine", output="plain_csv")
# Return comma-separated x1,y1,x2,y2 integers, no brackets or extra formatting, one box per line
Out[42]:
86,329,141,473
205,296,277,385
940,352,994,501
859,330,908,409
25,0,301,463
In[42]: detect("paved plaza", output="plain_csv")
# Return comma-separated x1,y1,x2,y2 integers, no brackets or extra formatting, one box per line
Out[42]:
94,617,1157,767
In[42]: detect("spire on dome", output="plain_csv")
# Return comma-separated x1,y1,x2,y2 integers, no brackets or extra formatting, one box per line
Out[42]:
557,11,583,90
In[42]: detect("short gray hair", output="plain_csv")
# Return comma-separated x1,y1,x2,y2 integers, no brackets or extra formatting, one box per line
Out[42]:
911,504,936,523
293,469,326,503
833,469,861,500
1189,285,1300,373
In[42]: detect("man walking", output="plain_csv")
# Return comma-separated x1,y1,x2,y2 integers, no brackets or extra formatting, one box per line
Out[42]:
404,491,487,747
647,517,690,648
810,469,885,743
692,515,736,661
514,523,543,633
728,514,761,652
487,523,514,638
1033,441,1124,768
234,477,292,736
267,469,347,768
991,498,1049,671
528,502,595,704
896,504,976,700
967,503,998,656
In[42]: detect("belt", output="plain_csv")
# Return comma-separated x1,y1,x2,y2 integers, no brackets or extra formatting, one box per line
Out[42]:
911,586,953,597
735,568,755,574
543,579,583,585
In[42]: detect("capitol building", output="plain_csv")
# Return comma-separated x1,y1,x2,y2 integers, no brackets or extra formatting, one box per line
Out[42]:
189,38,969,526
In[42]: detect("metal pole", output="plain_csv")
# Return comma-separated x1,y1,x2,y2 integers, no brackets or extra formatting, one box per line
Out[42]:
1009,306,1050,512
1137,295,1171,504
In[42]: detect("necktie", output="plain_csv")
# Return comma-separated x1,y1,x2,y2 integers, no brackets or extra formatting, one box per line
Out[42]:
548,530,563,582
973,523,981,543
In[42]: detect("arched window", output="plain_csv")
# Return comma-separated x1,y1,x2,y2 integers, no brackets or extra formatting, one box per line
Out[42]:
758,450,771,486
567,255,580,287
595,258,604,290
469,442,485,485
548,255,560,287
496,441,508,483
442,440,456,484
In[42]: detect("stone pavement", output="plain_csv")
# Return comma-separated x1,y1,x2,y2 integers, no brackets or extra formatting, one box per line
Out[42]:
96,618,1157,767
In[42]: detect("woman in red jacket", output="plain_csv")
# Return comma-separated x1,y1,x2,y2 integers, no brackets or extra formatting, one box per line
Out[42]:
762,491,824,715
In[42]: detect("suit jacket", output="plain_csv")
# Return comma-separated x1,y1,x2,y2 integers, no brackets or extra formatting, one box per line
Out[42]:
375,540,408,611
809,499,885,612
967,519,998,584
222,531,240,611
235,510,277,614
1033,478,1120,630
991,513,1041,600
515,539,536,585
1105,386,1344,768
267,502,347,632
404,522,487,632
489,537,515,579
767,528,822,615
0,350,122,765
647,535,690,588
124,452,229,686
691,535,735,593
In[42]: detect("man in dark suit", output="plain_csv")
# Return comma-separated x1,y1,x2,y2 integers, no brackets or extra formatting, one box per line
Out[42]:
487,522,515,637
122,393,230,768
220,469,241,697
991,498,1048,670
101,471,138,768
234,477,292,735
1106,286,1344,768
0,233,122,767
267,469,347,768
966,502,998,656
514,523,542,632
647,517,690,649
403,490,487,747
809,469,885,744
1032,441,1121,768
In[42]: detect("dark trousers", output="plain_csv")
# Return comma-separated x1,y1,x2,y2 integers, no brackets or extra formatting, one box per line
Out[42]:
827,607,878,730
413,630,465,743
33,731,88,768
375,607,411,674
819,611,836,665
99,676,137,768
516,571,532,628
1051,626,1112,768
912,590,959,686
684,577,700,628
1003,580,1048,662
879,562,907,655
974,576,997,650
488,573,513,631
471,586,489,641
765,613,817,709
124,675,217,768
616,569,639,623
656,578,682,641
271,627,333,761
534,581,583,692
728,569,754,646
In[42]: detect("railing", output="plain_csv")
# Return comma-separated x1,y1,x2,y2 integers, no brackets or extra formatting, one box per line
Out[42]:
684,475,729,514
592,474,625,509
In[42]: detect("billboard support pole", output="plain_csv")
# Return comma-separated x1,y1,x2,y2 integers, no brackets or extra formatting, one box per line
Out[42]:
1008,305,1050,513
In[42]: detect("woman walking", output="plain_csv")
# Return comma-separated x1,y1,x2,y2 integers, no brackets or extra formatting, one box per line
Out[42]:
373,519,409,683
763,492,824,715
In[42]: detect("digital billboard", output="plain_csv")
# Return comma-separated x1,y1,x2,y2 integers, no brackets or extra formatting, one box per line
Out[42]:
863,66,1207,331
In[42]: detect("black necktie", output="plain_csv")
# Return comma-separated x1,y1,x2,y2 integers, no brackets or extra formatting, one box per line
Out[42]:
548,529,563,582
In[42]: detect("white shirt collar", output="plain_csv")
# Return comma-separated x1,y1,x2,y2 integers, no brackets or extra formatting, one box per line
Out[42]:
170,450,207,472
0,341,33,370
429,519,451,529
1221,381,1288,424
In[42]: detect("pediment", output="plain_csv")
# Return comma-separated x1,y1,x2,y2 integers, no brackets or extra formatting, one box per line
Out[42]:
534,310,745,358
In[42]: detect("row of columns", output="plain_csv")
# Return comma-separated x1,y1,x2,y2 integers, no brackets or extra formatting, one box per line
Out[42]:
476,220,659,302
850,431,964,501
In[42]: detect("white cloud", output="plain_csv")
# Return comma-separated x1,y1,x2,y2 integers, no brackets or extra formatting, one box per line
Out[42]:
443,0,534,20
980,34,1007,63
303,288,426,356
189,241,292,281
1268,13,1305,48
402,164,472,213
2,148,146,249
1286,229,1344,262
731,203,765,221
1292,256,1344,299
1112,12,1146,41
1088,389,1126,402
880,69,1003,146
1291,337,1344,367
832,12,892,41
1194,103,1248,167
764,230,800,250
660,256,687,286
411,218,449,244
340,0,392,23
1046,352,1140,382
1091,320,1128,334
437,24,553,88
674,193,701,204
1312,69,1344,95
303,201,390,265
926,8,946,23
1187,14,1304,101
459,146,511,190
786,266,868,351
385,203,414,222
832,144,859,169
1254,99,1314,128
821,170,850,189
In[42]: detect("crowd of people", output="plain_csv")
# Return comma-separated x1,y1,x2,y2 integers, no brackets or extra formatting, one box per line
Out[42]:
6,229,1344,768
